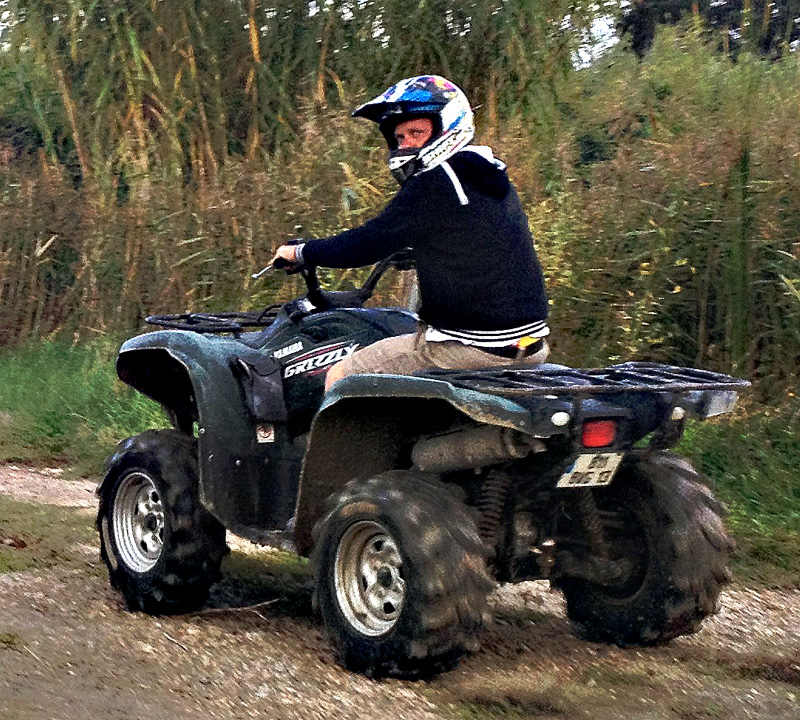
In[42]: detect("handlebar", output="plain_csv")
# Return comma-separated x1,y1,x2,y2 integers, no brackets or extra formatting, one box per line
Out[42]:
253,249,414,313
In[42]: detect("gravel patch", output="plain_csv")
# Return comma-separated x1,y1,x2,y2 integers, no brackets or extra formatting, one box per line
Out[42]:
1,463,798,720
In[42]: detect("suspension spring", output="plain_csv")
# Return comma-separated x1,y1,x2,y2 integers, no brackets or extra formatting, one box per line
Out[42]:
477,472,512,544
578,489,610,559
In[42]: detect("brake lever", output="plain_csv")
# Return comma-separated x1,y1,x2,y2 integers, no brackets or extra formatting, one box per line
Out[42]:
251,264,274,280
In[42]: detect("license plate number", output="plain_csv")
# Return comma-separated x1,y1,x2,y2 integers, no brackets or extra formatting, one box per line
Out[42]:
557,452,624,488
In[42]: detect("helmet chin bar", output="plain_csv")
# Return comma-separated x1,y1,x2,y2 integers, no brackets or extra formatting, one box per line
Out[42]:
388,149,421,184
418,126,473,170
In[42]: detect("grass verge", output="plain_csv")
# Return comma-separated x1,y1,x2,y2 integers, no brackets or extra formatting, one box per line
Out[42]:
678,403,800,588
0,339,164,476
209,548,313,616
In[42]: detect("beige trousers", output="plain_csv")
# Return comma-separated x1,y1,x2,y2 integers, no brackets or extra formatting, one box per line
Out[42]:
335,329,550,380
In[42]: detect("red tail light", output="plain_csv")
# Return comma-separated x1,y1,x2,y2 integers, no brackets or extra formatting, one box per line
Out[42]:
582,420,617,448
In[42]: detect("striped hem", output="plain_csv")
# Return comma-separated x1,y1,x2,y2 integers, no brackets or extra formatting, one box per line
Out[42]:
426,321,550,347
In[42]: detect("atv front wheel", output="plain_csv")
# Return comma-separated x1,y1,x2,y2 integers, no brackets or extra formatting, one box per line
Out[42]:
97,429,227,613
555,450,733,645
311,470,493,677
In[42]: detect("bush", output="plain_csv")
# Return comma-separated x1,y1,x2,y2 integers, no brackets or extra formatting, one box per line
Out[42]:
678,401,800,587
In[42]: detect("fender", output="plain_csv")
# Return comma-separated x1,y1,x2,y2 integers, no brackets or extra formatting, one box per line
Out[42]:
293,372,541,555
111,331,301,534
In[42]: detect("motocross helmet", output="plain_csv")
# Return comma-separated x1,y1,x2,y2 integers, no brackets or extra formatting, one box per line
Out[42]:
352,75,475,184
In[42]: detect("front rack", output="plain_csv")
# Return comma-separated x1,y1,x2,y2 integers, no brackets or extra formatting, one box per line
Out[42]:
146,306,281,334
418,362,750,397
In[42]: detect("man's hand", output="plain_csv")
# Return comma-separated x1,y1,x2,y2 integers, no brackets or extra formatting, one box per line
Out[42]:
271,243,304,271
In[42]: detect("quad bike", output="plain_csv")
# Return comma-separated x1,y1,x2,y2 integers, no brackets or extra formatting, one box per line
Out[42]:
97,251,747,677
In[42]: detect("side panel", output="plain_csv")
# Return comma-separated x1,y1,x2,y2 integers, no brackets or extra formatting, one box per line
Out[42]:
114,307,417,536
293,373,535,555
117,331,301,533
276,307,418,425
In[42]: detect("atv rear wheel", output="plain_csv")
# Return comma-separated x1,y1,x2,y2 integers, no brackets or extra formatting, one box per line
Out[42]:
311,470,493,678
555,451,733,645
97,429,227,613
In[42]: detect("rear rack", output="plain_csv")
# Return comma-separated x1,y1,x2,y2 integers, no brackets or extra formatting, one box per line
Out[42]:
146,307,281,335
418,362,750,397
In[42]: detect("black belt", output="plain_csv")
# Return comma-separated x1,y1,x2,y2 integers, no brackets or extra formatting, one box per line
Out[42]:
479,338,545,359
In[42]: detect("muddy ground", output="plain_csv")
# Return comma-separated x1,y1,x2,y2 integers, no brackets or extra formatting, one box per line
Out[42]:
0,464,798,720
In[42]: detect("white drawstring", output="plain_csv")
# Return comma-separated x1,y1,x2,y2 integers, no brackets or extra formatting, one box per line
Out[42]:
441,161,469,206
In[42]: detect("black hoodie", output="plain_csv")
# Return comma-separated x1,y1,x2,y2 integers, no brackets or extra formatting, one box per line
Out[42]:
301,148,549,334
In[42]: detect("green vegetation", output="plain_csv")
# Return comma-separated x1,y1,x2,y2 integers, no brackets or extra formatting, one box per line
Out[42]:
0,633,22,651
0,3,796,594
0,340,164,475
441,651,796,719
214,549,313,616
0,341,797,588
454,695,572,720
448,673,577,719
679,405,800,588
0,8,798,391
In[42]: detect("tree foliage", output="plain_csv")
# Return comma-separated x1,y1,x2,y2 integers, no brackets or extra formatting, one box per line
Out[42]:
540,26,800,394
621,0,800,58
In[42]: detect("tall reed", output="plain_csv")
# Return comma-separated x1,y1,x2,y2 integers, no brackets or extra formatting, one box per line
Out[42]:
0,8,798,398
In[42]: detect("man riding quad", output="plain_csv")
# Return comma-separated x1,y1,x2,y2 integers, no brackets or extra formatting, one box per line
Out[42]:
273,74,551,388
97,74,742,681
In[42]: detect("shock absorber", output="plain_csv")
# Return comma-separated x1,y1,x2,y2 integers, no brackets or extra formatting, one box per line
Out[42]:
477,471,512,545
578,489,609,559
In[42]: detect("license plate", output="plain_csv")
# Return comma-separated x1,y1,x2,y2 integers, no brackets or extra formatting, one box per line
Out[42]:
557,452,624,488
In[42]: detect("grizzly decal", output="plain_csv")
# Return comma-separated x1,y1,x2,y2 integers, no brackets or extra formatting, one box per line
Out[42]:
283,343,359,378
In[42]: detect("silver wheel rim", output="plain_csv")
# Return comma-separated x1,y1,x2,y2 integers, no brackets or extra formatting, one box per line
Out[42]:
111,471,165,573
334,520,405,637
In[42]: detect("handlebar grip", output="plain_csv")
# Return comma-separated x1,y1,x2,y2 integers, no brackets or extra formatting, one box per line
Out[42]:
273,256,294,270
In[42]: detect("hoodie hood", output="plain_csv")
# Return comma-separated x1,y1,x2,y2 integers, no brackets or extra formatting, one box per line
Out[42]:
446,145,510,199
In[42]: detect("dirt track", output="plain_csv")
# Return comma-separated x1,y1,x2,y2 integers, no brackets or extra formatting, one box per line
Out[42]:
0,464,798,720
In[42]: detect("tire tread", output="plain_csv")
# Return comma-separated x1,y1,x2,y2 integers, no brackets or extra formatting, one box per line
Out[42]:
557,450,733,645
98,429,226,614
312,470,493,677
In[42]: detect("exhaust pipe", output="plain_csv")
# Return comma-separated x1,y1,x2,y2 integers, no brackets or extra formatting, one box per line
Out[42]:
412,425,545,474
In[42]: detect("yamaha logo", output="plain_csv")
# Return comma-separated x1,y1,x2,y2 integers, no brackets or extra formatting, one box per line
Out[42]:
274,341,303,359
283,342,359,378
